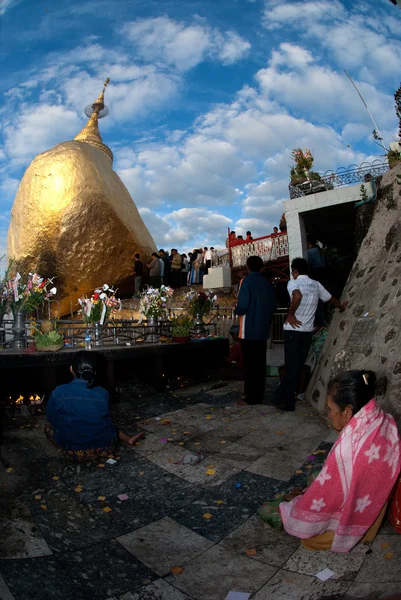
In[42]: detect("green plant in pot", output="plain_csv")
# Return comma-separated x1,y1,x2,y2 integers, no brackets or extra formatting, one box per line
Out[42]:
32,320,64,352
387,149,401,169
171,314,193,343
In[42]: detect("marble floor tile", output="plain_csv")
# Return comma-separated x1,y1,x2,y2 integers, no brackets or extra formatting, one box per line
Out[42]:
218,442,266,468
132,432,170,456
165,544,277,600
283,542,369,581
0,555,77,600
61,540,158,600
220,514,299,567
147,445,242,487
253,569,351,600
0,501,53,559
355,534,401,583
171,473,284,543
344,582,401,599
114,579,194,599
325,429,340,444
239,426,296,452
117,516,214,576
0,574,16,600
245,447,308,482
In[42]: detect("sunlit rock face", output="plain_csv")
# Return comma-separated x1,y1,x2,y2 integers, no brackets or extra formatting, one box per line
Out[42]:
7,140,156,316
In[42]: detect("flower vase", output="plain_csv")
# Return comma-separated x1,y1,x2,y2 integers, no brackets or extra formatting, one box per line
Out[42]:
94,322,103,346
194,313,206,336
11,310,27,349
146,316,159,343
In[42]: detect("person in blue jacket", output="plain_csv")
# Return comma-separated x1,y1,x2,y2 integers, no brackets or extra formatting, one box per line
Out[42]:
235,256,277,404
45,351,143,460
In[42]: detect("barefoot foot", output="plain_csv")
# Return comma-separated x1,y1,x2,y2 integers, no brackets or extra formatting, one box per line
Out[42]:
127,432,145,446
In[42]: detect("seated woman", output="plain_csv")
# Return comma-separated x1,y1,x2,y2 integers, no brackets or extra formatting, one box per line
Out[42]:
45,351,144,461
259,370,401,552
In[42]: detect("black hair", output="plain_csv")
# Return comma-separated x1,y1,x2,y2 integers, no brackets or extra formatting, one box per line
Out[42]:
159,249,164,253
273,226,278,231
204,247,208,250
291,257,309,275
237,235,243,240
134,253,140,259
307,235,317,246
151,252,158,258
211,247,214,250
72,351,97,389
231,231,236,235
327,370,376,414
246,231,251,236
247,255,264,272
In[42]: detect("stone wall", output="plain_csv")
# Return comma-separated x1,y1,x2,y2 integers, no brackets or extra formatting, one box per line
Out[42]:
307,164,401,425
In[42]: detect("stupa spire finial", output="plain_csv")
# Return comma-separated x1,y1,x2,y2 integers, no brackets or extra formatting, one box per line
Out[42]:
73,77,113,162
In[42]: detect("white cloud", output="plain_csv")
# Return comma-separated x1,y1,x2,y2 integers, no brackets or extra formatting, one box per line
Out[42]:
3,104,81,165
138,206,232,251
0,0,21,16
263,0,344,30
263,0,401,81
255,44,395,131
122,16,250,71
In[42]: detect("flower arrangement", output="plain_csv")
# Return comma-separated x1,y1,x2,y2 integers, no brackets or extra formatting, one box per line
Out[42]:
31,320,64,352
291,148,314,171
139,285,173,321
290,148,322,186
0,260,57,317
184,289,216,318
78,284,121,324
171,314,193,339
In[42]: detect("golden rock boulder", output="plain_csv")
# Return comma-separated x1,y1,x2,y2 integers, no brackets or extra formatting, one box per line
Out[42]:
7,80,156,316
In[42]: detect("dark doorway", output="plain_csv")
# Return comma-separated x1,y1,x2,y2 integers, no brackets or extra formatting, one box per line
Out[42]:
302,201,357,299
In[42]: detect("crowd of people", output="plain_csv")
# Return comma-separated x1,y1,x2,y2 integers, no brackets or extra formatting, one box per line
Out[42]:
132,247,217,294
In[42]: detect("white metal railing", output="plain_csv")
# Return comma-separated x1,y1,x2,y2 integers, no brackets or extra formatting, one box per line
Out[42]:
230,234,289,268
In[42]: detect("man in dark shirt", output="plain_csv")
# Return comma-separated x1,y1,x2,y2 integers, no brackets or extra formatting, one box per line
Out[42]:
133,253,143,296
235,256,277,404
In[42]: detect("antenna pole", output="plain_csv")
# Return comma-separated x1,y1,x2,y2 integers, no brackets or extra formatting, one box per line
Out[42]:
344,70,386,148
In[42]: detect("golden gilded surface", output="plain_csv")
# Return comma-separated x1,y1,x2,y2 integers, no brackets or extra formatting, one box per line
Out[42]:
7,140,156,316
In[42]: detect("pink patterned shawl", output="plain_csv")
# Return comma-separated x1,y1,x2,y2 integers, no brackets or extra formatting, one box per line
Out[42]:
280,399,401,552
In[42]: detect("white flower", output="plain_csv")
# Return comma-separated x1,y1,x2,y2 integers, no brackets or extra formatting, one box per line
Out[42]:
49,287,57,295
355,495,372,514
364,443,381,464
95,288,102,294
316,466,331,486
384,444,399,476
102,284,109,290
100,293,107,300
311,498,326,512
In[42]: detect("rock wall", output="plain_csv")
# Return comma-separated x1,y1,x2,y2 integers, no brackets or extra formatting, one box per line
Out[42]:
307,164,401,425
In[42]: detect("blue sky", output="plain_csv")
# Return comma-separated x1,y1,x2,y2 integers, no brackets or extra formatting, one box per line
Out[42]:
1,0,400,270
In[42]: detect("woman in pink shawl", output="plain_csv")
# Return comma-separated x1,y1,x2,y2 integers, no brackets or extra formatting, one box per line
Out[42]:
261,370,401,552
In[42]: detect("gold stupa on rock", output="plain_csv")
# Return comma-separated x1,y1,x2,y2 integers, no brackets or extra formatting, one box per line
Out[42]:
7,78,156,315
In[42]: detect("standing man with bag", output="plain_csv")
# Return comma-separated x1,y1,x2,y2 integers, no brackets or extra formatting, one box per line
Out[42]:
235,256,277,405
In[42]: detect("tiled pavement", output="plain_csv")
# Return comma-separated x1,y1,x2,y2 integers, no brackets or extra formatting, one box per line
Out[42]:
1,384,400,600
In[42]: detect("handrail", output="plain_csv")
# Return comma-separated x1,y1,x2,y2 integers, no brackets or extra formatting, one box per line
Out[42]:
289,159,389,199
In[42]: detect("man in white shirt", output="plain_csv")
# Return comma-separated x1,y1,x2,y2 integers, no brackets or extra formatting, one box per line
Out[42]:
275,257,347,411
204,247,213,274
